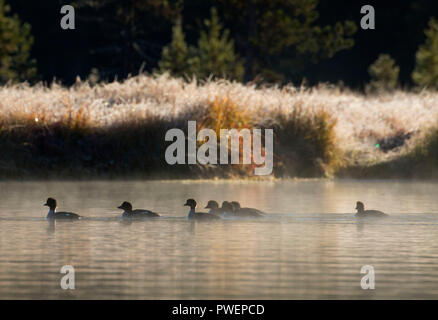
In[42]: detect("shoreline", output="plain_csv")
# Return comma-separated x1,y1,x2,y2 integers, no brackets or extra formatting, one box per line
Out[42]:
1,174,438,182
2,75,438,180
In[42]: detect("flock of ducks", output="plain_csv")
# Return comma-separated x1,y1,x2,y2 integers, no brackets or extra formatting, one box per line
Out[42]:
43,197,388,220
185,199,264,220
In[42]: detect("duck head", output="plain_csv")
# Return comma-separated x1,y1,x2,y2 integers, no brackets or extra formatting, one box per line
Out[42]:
118,201,133,212
230,201,241,210
356,201,365,213
222,201,234,213
205,200,219,209
184,199,197,209
44,198,57,210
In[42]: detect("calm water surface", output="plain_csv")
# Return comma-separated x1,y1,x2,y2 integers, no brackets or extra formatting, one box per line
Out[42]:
0,179,438,299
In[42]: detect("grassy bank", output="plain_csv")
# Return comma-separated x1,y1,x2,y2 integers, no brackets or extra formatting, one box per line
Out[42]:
337,126,438,179
1,74,438,179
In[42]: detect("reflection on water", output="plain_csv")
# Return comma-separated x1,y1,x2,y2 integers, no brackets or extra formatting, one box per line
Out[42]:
1,179,438,299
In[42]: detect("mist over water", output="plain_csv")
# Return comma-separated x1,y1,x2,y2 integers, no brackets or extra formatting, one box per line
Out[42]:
0,180,438,299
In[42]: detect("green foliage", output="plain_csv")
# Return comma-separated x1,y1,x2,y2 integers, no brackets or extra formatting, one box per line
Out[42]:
0,0,36,83
158,9,243,81
366,54,400,93
197,8,244,80
157,0,358,83
412,18,438,89
76,0,182,77
312,21,357,60
219,0,357,82
87,68,101,86
158,19,200,77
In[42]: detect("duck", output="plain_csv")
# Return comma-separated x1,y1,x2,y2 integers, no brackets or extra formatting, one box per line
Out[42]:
184,199,221,220
221,201,235,217
205,200,225,215
117,201,160,218
355,201,387,217
44,198,81,220
230,201,264,217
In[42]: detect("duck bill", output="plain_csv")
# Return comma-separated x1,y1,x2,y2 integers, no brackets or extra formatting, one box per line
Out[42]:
44,203,48,207
117,205,123,209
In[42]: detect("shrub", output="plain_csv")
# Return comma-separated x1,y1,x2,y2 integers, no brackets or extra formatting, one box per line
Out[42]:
269,106,339,177
0,0,37,83
366,54,399,93
412,18,438,89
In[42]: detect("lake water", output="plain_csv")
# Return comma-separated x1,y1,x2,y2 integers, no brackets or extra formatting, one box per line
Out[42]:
0,179,438,299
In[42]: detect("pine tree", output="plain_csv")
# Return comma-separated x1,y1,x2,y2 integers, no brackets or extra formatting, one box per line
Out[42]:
0,0,36,83
158,19,200,77
412,18,438,89
76,0,182,79
219,0,357,82
197,7,243,80
367,54,400,93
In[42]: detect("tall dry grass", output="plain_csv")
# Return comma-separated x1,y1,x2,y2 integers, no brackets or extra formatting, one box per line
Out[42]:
1,74,438,178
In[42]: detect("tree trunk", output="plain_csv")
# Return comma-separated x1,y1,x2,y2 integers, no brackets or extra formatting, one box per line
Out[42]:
243,0,256,83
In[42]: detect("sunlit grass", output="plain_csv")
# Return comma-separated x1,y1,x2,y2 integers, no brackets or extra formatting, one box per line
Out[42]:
1,74,438,178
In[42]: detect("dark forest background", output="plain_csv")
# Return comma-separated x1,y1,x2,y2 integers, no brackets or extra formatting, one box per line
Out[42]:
4,0,438,89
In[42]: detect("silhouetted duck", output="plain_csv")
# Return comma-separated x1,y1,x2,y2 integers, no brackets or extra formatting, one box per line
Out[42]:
355,201,387,217
230,201,264,217
117,201,160,218
221,201,235,216
205,200,225,215
44,198,80,220
184,199,221,220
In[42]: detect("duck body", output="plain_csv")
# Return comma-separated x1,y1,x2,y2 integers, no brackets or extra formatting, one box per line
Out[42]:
205,200,225,216
220,201,235,217
122,209,160,218
233,208,264,217
355,210,387,218
230,201,264,217
44,198,80,220
118,201,160,218
47,210,81,220
355,201,388,218
185,199,221,220
188,210,220,220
